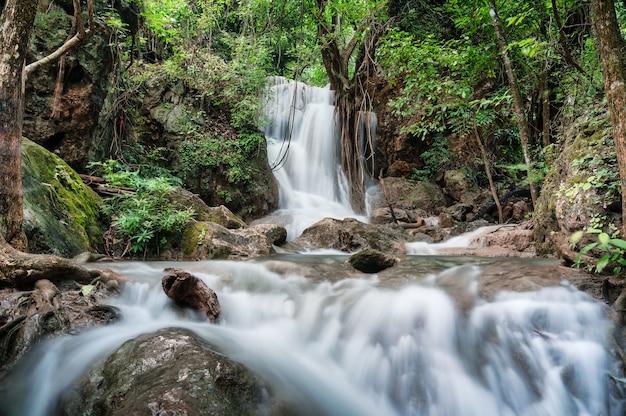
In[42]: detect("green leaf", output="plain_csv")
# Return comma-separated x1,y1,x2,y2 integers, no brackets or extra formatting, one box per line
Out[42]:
609,238,626,250
598,233,610,244
579,242,598,254
596,255,610,273
81,284,95,297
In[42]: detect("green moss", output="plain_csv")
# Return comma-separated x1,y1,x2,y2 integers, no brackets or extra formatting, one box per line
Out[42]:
182,222,209,256
22,138,105,257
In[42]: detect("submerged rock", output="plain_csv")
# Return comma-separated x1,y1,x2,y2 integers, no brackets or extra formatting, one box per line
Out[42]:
63,329,294,415
162,269,220,322
349,249,396,273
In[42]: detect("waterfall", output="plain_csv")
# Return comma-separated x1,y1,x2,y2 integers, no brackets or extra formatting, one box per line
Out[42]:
260,76,369,240
2,259,623,415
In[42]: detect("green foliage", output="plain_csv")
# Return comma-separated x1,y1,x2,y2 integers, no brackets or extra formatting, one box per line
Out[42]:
90,161,194,256
178,131,263,186
410,134,451,180
571,228,626,275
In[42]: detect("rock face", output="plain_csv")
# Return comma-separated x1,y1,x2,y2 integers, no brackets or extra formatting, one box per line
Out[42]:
162,269,221,322
24,1,138,170
127,65,279,221
63,329,293,415
287,218,409,254
181,221,284,260
349,249,397,273
534,108,620,258
22,138,105,257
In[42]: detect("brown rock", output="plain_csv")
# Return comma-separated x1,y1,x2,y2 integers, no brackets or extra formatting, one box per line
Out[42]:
162,269,220,322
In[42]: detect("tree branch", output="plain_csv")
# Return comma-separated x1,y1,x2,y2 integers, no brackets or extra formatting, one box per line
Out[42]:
24,0,94,76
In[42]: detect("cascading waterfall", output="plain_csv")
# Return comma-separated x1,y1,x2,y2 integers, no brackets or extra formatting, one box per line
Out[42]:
260,76,369,240
1,259,623,416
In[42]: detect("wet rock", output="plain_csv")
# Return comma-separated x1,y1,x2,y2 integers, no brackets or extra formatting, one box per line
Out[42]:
162,269,220,322
287,218,409,254
182,221,281,260
63,328,294,416
349,249,397,273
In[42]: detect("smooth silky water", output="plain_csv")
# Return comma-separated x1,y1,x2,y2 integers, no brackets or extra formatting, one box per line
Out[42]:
1,257,624,415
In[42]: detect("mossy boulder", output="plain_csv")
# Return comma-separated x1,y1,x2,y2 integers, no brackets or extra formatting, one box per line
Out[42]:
376,177,447,214
22,138,105,257
181,221,283,260
534,108,620,257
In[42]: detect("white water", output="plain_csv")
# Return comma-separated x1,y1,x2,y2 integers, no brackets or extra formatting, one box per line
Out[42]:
2,259,622,415
260,77,369,240
405,225,518,255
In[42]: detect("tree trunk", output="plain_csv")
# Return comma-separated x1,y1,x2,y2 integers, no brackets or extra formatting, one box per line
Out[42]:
314,0,384,213
592,0,626,237
488,0,537,209
474,117,503,223
0,0,38,250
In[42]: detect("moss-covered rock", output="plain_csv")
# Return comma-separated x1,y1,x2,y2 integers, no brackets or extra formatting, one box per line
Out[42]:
21,138,105,257
534,108,620,257
181,221,281,260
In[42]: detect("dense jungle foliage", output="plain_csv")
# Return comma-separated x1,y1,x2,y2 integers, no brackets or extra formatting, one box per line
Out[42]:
8,0,626,269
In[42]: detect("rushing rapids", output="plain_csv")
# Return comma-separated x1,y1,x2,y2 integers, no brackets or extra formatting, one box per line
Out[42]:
1,78,624,415
1,259,623,415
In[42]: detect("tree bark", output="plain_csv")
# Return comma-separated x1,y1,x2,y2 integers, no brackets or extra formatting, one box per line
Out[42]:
313,0,385,212
592,0,626,237
488,0,537,209
0,0,38,250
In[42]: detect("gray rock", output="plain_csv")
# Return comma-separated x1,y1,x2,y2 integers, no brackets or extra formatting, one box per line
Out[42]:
63,329,294,415
349,249,397,273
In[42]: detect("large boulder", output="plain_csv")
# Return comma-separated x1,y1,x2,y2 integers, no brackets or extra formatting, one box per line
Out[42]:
287,218,409,254
375,177,447,215
181,221,285,260
62,329,293,415
21,139,105,257
534,108,620,258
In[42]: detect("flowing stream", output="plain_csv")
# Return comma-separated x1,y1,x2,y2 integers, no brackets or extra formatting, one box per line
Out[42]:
1,258,624,415
1,78,624,415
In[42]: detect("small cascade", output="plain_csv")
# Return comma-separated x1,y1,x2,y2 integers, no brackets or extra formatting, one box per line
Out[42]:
1,260,622,416
260,76,369,240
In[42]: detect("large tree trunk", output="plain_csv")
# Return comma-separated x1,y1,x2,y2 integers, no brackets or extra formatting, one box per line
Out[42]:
488,0,538,209
314,0,384,213
592,0,626,237
0,0,38,250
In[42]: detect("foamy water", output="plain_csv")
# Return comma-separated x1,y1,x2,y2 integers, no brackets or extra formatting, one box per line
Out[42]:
2,259,622,415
